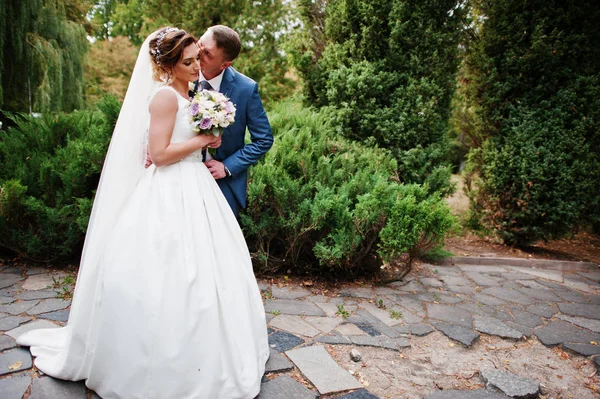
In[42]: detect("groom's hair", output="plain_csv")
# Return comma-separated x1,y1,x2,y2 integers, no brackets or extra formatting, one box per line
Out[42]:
208,25,241,61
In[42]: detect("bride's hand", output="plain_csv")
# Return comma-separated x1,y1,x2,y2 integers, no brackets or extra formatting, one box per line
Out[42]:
206,136,222,150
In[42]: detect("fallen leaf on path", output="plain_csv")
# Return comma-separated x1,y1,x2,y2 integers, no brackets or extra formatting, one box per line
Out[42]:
8,361,22,370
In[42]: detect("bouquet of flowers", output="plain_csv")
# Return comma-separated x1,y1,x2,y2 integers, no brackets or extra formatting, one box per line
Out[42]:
188,89,236,141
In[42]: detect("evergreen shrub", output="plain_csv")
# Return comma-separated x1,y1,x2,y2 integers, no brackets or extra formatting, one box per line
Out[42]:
0,96,119,261
241,100,457,276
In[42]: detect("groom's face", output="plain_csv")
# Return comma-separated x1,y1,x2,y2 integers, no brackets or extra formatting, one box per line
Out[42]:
198,31,231,80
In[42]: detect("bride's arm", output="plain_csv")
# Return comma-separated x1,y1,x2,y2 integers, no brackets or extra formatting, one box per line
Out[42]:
148,90,218,167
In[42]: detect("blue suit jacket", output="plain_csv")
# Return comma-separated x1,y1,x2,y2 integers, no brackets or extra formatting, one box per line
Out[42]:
201,67,273,215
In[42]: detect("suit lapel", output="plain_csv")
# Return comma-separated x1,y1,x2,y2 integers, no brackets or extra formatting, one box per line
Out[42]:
220,67,235,98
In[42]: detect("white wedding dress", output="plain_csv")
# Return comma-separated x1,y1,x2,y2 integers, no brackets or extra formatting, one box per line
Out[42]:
17,85,270,398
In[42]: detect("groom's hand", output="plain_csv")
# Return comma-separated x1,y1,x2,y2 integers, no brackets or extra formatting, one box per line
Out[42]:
204,159,227,179
145,151,153,168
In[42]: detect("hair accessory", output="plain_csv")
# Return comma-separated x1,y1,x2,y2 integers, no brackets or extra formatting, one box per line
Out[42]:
150,27,180,66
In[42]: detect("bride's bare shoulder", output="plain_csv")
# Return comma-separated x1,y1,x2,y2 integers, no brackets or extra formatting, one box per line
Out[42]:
150,88,178,112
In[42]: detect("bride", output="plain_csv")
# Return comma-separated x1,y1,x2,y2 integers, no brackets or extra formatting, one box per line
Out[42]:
17,27,270,399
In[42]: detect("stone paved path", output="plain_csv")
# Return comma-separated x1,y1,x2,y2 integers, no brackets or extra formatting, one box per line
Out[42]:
0,259,599,398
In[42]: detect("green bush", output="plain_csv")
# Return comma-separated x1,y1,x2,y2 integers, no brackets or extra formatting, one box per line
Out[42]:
464,0,600,246
241,100,457,276
0,96,119,261
289,0,464,190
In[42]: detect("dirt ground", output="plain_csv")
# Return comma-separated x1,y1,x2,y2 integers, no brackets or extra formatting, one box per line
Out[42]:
444,175,600,265
324,332,599,399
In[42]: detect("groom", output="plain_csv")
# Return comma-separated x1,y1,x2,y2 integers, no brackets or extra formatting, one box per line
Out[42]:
195,25,273,218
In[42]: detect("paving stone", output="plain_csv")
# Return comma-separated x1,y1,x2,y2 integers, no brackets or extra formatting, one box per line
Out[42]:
473,316,523,339
480,287,535,305
316,333,352,345
21,274,58,291
510,309,543,328
0,296,15,305
526,303,558,318
265,313,275,323
271,286,312,299
596,356,600,370
269,315,320,338
29,376,87,399
258,375,317,399
502,271,537,280
374,287,399,296
393,324,410,334
577,270,600,282
340,287,374,299
355,324,381,337
265,348,293,373
427,304,472,328
268,330,305,352
456,302,496,318
0,275,23,290
445,284,478,295
535,280,569,291
0,315,31,331
257,282,271,293
387,306,423,324
502,282,522,290
333,388,380,399
353,310,404,338
556,314,600,333
587,294,600,305
419,278,444,288
564,275,600,293
516,280,552,290
562,342,600,356
435,293,465,304
264,300,325,316
304,316,343,333
410,323,434,336
306,295,331,303
0,300,40,315
416,293,437,302
424,389,511,399
286,345,362,394
426,266,463,276
558,303,600,320
480,368,540,398
313,302,340,317
397,280,427,293
432,322,480,346
472,293,508,306
18,290,58,301
392,296,426,316
26,267,49,275
556,290,592,304
38,309,70,323
0,348,32,375
534,320,600,346
516,287,560,301
348,335,385,348
438,276,473,287
456,265,509,273
361,303,403,327
0,374,31,399
5,319,59,339
0,334,17,351
507,267,563,282
504,322,533,337
27,298,71,315
464,272,505,286
335,323,366,336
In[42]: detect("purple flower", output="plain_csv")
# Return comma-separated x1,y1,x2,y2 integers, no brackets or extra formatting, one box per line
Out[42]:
189,103,200,117
199,117,213,130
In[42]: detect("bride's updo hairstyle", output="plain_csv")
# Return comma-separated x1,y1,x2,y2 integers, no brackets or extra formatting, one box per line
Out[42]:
149,27,197,81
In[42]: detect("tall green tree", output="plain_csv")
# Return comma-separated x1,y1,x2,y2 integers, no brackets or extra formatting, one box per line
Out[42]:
96,0,297,102
0,0,90,115
464,0,600,245
289,0,466,192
